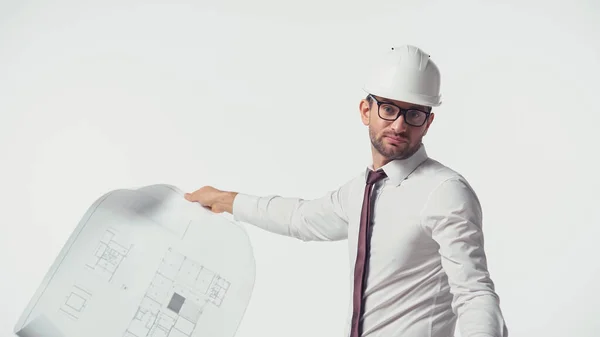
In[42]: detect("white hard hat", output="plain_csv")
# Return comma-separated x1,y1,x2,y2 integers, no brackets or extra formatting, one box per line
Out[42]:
363,45,442,107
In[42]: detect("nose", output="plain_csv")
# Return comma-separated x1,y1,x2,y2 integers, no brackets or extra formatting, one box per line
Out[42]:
390,114,408,132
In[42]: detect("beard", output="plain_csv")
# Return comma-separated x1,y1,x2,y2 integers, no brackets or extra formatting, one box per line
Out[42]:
369,126,419,160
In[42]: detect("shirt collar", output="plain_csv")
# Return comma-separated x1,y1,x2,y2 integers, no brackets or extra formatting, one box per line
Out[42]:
365,143,429,186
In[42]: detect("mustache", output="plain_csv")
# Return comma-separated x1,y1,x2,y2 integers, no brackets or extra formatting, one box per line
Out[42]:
383,132,409,139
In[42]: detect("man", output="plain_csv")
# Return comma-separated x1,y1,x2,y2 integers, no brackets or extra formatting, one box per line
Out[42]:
185,45,508,337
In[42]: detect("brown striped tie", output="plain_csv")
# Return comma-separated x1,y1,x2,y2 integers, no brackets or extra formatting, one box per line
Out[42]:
350,169,387,337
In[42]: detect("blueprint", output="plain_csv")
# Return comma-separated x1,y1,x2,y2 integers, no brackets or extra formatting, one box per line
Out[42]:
14,184,256,337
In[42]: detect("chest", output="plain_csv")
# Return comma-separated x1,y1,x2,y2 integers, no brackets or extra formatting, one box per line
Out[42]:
346,182,437,264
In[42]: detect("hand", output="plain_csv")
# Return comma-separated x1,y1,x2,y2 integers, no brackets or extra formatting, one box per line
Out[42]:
184,186,238,214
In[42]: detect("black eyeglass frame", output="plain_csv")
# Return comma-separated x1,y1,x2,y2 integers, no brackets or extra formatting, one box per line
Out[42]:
368,94,432,127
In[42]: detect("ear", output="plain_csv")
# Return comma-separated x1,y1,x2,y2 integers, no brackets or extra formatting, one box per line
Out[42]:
359,99,371,126
423,112,435,136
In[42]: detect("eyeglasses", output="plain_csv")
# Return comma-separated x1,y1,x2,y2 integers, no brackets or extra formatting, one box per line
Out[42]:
369,95,431,127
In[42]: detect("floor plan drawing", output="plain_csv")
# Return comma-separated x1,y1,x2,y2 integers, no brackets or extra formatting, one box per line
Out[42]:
59,284,93,321
14,184,256,337
86,228,132,282
123,248,231,337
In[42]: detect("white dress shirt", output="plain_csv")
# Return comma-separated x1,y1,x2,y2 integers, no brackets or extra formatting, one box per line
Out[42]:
232,144,508,337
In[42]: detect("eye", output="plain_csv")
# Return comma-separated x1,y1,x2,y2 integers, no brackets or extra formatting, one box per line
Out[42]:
381,104,398,115
408,110,423,118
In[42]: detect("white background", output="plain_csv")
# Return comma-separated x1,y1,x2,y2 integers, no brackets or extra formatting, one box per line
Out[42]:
1,0,599,336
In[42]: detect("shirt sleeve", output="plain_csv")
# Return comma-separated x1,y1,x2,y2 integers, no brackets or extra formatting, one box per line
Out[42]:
231,181,353,241
420,177,509,337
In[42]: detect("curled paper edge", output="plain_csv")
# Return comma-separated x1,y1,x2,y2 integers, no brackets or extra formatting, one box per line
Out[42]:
15,314,65,337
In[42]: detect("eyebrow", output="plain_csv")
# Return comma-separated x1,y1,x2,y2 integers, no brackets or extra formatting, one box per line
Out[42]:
379,99,429,111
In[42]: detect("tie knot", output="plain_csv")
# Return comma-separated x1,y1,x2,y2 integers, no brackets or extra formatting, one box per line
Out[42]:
366,169,387,185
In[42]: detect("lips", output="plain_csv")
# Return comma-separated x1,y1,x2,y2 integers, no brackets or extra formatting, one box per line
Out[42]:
385,135,408,144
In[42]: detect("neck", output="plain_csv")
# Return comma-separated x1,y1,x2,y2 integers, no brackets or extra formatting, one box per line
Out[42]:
371,151,391,171
371,143,422,170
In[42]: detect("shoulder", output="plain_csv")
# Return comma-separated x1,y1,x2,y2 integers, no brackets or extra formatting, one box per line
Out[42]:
416,159,484,233
418,158,467,182
416,157,482,211
328,169,367,200
342,169,368,193
415,157,475,191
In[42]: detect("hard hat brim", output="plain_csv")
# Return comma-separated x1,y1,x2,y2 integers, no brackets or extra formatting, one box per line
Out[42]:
362,87,442,108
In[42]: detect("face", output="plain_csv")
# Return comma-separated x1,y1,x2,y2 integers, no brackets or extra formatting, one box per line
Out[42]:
360,95,434,167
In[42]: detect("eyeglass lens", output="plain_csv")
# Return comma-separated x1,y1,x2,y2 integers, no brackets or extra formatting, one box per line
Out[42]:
379,103,427,126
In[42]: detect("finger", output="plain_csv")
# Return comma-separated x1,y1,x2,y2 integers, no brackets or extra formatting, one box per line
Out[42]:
184,193,193,201
212,204,223,213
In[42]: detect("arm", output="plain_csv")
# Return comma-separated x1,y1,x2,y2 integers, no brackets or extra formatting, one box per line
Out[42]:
420,177,508,337
232,182,351,242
